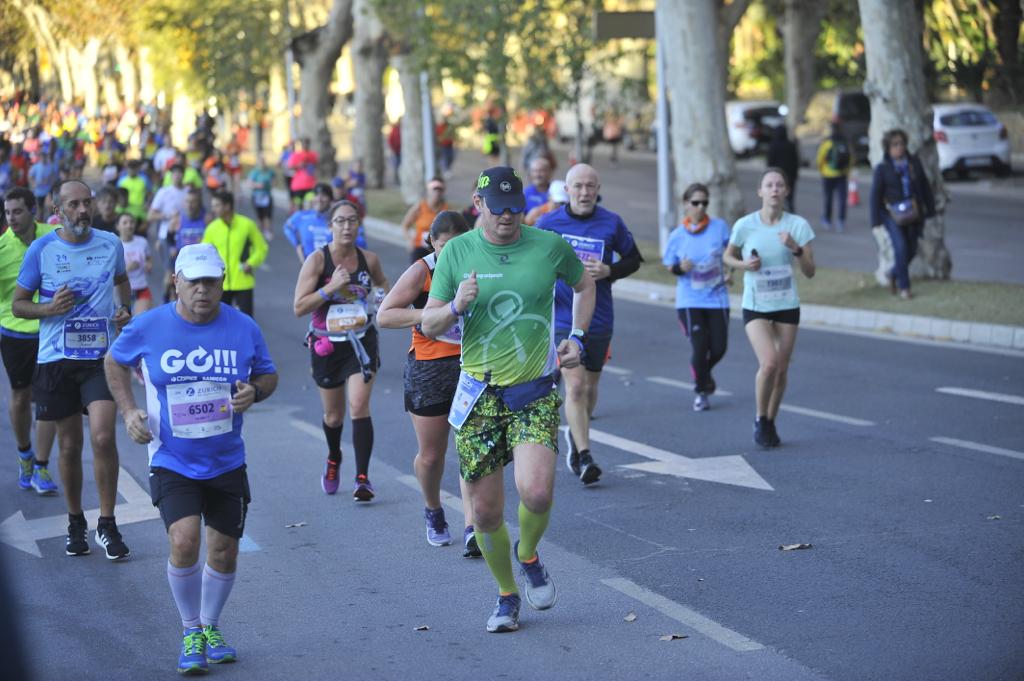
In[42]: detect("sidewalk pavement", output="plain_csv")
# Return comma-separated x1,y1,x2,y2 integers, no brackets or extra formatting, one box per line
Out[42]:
362,215,1024,354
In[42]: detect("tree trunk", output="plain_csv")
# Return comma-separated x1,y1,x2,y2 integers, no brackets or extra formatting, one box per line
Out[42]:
782,0,827,134
989,0,1022,106
858,0,951,281
352,0,388,188
69,39,102,119
660,0,745,225
393,54,425,205
291,0,354,178
267,64,291,157
138,47,156,105
99,46,120,114
717,0,755,87
114,43,139,107
13,0,74,102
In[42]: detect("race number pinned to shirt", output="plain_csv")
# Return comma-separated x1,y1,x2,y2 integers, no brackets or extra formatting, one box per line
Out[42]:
562,234,604,263
436,317,463,346
63,318,109,359
690,258,724,290
448,371,487,430
253,191,271,208
166,381,232,439
325,302,369,336
754,265,794,302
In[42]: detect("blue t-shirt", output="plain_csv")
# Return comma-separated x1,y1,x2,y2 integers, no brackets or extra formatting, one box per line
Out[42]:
283,210,332,258
662,218,731,309
17,228,126,363
728,211,815,312
29,161,59,198
176,209,207,250
536,205,636,335
108,303,276,479
524,184,549,212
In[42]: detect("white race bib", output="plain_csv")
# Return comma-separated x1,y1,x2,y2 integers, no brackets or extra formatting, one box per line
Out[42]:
448,371,487,430
437,317,463,346
562,234,604,263
325,302,369,335
63,318,109,360
754,265,794,302
690,259,723,290
166,381,232,439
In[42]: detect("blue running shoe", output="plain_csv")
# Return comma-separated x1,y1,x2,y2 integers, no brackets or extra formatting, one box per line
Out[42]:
486,593,521,633
31,465,58,496
202,625,237,664
177,627,208,675
17,450,33,490
515,540,557,610
424,507,451,547
463,526,482,558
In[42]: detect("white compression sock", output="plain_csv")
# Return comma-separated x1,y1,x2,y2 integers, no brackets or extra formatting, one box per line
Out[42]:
166,560,202,629
200,564,237,627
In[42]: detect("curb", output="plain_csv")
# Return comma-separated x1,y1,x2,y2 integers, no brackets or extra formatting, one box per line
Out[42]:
358,211,1023,353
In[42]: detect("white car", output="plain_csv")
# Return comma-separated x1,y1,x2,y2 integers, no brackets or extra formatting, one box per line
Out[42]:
933,103,1011,178
726,100,784,156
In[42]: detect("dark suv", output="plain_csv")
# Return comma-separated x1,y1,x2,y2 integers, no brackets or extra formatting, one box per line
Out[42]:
833,91,871,164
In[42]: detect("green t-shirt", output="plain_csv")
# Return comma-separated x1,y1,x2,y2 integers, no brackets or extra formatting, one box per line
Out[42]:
117,175,149,220
0,222,56,335
728,211,815,312
430,226,584,386
164,167,203,190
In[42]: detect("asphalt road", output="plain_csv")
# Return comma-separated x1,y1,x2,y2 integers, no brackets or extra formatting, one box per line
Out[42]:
2,204,1022,681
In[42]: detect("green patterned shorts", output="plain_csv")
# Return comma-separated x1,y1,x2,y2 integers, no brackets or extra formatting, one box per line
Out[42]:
456,391,562,482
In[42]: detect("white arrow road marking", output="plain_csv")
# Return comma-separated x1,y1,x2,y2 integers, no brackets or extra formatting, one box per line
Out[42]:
586,427,773,491
0,467,159,557
930,437,1024,463
646,375,733,396
936,387,1024,407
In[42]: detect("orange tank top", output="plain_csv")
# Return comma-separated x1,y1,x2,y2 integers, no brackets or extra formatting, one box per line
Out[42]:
409,254,462,361
411,200,448,249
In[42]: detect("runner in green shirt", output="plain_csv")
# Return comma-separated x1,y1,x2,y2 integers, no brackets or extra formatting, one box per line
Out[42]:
0,188,57,494
423,166,595,633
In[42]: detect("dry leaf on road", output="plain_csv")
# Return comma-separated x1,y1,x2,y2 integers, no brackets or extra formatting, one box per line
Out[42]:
624,612,637,623
779,543,813,551
986,515,1001,521
414,625,430,631
285,522,308,528
659,634,689,641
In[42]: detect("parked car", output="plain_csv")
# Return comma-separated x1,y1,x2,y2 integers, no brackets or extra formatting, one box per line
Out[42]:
932,103,1011,178
833,91,871,164
725,100,785,156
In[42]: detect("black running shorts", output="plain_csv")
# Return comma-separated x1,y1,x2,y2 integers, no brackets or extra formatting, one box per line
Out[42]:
403,352,460,417
741,307,801,326
554,329,613,373
1,334,39,390
33,359,113,421
149,465,251,539
310,328,381,389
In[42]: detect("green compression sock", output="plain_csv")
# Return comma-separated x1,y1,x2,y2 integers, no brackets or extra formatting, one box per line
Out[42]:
477,523,518,595
516,502,551,562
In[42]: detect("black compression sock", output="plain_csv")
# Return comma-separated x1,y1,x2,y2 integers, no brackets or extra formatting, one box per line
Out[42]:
323,421,343,463
352,417,374,477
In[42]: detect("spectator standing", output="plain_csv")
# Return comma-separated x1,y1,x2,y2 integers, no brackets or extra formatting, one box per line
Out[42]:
816,123,854,232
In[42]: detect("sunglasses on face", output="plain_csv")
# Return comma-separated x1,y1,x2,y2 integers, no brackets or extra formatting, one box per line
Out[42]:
485,204,525,216
331,216,360,226
690,200,709,207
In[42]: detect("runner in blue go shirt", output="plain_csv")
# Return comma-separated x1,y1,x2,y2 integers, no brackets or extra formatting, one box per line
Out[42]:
12,179,133,559
722,167,816,449
535,163,642,486
662,182,732,412
104,243,278,675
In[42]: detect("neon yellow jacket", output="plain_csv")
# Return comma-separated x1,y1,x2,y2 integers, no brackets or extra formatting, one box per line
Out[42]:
816,138,854,179
201,213,268,292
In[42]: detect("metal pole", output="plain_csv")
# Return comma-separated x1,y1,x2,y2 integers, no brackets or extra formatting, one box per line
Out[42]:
285,48,298,141
420,71,436,181
655,16,672,255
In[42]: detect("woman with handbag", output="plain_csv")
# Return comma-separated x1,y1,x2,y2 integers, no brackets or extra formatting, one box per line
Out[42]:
869,129,936,300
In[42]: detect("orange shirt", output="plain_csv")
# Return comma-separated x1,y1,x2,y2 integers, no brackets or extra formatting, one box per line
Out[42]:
411,200,448,250
409,257,461,361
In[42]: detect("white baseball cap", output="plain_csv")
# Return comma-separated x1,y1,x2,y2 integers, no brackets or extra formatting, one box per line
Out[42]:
549,179,568,204
175,243,225,280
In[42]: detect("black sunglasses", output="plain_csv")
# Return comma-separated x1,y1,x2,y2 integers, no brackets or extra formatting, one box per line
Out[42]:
689,200,709,207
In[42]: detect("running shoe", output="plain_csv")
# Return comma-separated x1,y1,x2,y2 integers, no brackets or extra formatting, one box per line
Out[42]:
66,515,90,556
322,458,340,495
515,540,557,610
578,451,602,485
177,627,208,675
202,625,237,664
707,376,717,395
353,475,375,502
564,429,580,476
463,526,482,558
17,450,33,489
753,418,772,449
95,519,130,560
766,419,782,447
31,465,58,496
486,593,521,633
693,393,710,411
424,507,452,547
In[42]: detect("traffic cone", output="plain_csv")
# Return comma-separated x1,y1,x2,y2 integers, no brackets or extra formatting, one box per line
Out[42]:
847,178,860,207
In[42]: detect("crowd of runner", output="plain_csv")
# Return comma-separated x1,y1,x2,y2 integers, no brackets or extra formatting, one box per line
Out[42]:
1,93,821,673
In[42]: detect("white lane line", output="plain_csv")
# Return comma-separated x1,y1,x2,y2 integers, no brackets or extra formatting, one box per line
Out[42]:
779,404,875,427
290,418,324,441
930,437,1024,462
603,365,633,376
646,376,733,397
602,577,765,652
396,474,466,517
936,387,1024,407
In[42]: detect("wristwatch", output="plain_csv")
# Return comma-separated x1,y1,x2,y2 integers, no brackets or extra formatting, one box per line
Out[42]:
569,328,587,342
116,303,131,316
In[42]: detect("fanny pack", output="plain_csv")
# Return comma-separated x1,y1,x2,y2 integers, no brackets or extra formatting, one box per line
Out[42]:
486,373,559,411
887,198,920,227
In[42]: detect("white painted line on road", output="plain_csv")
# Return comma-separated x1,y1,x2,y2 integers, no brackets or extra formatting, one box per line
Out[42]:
779,404,875,427
239,535,261,553
602,577,765,652
290,418,325,442
930,437,1024,462
936,387,1024,407
603,365,633,376
396,474,466,517
647,375,733,396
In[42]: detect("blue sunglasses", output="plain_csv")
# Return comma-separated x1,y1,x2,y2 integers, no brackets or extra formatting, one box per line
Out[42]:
483,203,525,216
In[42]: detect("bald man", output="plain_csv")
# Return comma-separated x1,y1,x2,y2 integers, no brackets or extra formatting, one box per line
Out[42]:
535,164,643,485
523,157,553,213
